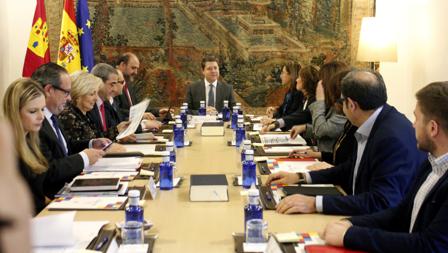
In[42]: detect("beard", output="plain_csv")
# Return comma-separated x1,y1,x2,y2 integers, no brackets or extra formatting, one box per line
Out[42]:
417,133,435,153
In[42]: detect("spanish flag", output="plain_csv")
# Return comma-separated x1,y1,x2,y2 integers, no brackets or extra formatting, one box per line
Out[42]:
57,0,81,74
22,0,50,77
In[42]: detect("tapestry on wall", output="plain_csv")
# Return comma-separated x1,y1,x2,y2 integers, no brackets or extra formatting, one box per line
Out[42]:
87,0,365,108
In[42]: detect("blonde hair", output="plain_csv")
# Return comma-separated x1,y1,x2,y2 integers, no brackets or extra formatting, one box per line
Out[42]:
70,72,103,105
2,78,48,174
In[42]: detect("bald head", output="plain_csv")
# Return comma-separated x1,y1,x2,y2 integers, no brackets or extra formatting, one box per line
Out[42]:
117,52,140,81
341,70,387,110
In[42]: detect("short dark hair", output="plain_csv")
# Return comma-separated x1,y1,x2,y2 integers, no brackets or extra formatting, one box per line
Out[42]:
341,69,387,110
284,62,302,92
31,62,68,88
116,52,137,66
299,65,319,98
416,81,448,133
91,63,118,82
201,55,219,70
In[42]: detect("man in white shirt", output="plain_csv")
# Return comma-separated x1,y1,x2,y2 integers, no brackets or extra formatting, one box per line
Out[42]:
31,63,107,196
322,81,448,252
185,55,236,115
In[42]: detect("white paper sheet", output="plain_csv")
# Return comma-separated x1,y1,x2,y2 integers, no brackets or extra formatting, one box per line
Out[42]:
269,160,316,173
47,196,127,210
86,157,142,172
263,146,309,154
32,212,76,247
123,144,166,156
116,99,150,140
260,134,307,145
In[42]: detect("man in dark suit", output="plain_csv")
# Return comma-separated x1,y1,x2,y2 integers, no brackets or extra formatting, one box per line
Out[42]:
322,81,448,252
31,63,107,196
185,55,236,115
266,70,424,215
114,52,170,120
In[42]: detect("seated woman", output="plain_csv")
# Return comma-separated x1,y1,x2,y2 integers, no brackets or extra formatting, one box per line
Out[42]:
264,62,302,120
290,61,349,153
290,70,357,170
58,72,127,149
262,65,319,132
2,78,51,214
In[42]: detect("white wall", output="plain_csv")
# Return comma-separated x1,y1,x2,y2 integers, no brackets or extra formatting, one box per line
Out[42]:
376,0,448,119
0,0,35,109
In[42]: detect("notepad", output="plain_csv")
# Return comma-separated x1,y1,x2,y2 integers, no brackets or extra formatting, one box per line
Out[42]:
47,196,127,210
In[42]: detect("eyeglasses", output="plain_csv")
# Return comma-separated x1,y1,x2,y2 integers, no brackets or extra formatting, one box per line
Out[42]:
52,85,71,97
336,97,347,105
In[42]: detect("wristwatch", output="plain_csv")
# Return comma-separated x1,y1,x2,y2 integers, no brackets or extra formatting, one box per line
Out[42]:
296,173,306,184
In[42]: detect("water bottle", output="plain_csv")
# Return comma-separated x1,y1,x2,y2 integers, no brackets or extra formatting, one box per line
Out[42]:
231,106,239,129
244,188,263,233
236,102,242,114
242,149,256,189
182,102,188,110
235,118,245,147
159,151,174,190
241,140,252,162
180,106,188,129
199,100,206,116
174,119,184,148
222,100,230,122
166,141,176,163
125,189,144,223
173,115,181,130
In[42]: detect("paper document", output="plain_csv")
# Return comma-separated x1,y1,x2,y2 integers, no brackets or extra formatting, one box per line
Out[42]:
267,159,316,173
260,134,307,145
32,212,76,247
47,196,127,210
116,99,150,140
123,144,165,156
190,115,219,125
83,171,138,181
86,157,142,172
33,214,108,253
263,146,309,154
252,123,262,131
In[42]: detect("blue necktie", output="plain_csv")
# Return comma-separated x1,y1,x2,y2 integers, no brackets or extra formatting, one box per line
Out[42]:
208,84,215,107
50,115,67,156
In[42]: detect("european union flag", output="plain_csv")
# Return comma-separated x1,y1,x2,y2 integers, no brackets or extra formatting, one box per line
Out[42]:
76,0,94,72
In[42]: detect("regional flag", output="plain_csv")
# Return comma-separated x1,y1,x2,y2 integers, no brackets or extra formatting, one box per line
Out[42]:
57,0,81,73
22,0,50,77
76,0,95,72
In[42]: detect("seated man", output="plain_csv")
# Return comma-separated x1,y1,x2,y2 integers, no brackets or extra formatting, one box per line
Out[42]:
114,52,170,119
185,55,236,115
31,63,107,196
322,81,448,252
266,70,425,215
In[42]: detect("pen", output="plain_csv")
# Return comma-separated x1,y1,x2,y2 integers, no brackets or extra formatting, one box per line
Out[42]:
95,236,109,250
102,141,113,151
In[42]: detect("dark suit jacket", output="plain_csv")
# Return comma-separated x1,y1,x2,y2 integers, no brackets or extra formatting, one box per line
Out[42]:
114,82,160,120
277,95,314,131
39,118,87,196
186,80,236,114
17,159,47,215
273,90,304,119
87,102,122,140
309,104,425,215
345,160,448,252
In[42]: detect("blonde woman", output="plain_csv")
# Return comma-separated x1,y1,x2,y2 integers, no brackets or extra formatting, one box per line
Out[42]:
2,78,49,214
58,72,103,142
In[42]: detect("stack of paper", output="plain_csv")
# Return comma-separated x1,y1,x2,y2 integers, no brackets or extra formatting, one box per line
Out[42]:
190,115,219,125
267,158,317,173
47,196,127,210
86,157,142,172
260,134,307,145
32,212,108,253
123,144,165,156
263,146,309,154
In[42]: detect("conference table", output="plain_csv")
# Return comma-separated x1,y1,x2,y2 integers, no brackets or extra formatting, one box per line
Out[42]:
39,126,344,253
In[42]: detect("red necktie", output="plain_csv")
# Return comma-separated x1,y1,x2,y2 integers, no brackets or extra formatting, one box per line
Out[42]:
124,81,133,106
99,103,107,131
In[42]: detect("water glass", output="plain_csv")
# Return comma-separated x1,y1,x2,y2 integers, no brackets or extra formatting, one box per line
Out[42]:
121,221,144,244
246,219,268,243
